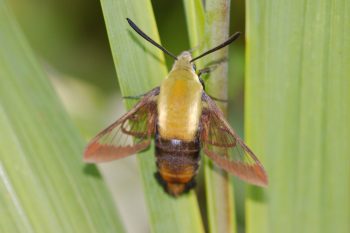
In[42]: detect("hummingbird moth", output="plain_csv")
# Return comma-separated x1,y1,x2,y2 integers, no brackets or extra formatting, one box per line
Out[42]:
84,18,268,196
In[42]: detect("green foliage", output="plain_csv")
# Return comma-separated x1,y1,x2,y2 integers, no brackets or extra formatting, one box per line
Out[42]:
0,2,124,233
99,0,204,232
1,0,348,232
245,0,350,232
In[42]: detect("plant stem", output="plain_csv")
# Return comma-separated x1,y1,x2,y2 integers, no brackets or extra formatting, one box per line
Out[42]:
184,0,237,232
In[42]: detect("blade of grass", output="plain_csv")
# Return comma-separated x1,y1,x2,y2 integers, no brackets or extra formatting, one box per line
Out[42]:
245,0,350,232
99,1,204,232
184,1,237,233
0,1,124,233
183,0,205,55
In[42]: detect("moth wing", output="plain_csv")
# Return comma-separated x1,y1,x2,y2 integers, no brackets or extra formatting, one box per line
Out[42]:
201,93,268,187
84,88,159,163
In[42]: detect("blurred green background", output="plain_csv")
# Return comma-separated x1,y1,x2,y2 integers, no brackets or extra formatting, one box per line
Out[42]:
2,0,349,233
6,0,246,232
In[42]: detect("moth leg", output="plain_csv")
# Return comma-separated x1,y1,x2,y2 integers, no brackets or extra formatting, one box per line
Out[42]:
198,67,212,78
123,86,160,100
123,95,143,100
198,64,228,103
123,92,148,100
197,57,228,77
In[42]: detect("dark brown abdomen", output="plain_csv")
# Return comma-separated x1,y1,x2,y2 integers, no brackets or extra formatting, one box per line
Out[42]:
155,132,200,196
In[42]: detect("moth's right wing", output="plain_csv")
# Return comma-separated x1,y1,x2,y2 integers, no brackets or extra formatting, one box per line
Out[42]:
84,87,159,163
200,92,268,187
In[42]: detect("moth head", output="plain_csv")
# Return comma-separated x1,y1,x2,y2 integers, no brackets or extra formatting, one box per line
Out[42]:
171,51,196,72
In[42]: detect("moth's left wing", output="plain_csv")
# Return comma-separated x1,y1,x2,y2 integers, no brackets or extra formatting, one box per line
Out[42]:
84,87,159,163
200,92,268,187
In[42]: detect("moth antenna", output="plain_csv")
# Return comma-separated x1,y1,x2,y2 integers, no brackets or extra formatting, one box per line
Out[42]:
190,32,241,62
127,18,178,60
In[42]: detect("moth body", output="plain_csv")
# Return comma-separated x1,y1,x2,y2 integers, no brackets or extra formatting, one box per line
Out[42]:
155,134,200,196
156,52,203,195
157,52,203,141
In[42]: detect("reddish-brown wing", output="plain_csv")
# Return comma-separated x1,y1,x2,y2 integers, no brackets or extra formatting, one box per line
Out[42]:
84,87,159,163
200,93,268,187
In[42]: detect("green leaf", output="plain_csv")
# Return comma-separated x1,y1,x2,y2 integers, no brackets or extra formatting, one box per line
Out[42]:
245,0,350,232
183,1,237,232
0,2,125,233
99,0,204,232
183,0,205,56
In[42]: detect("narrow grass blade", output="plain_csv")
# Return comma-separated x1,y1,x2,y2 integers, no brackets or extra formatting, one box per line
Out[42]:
184,0,237,232
99,0,204,232
183,0,205,54
0,1,125,233
245,0,350,232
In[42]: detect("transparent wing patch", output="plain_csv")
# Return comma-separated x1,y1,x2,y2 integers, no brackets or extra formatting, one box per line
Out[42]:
84,88,159,163
201,93,268,187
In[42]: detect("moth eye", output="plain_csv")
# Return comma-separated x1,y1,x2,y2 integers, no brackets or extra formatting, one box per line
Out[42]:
192,63,197,71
